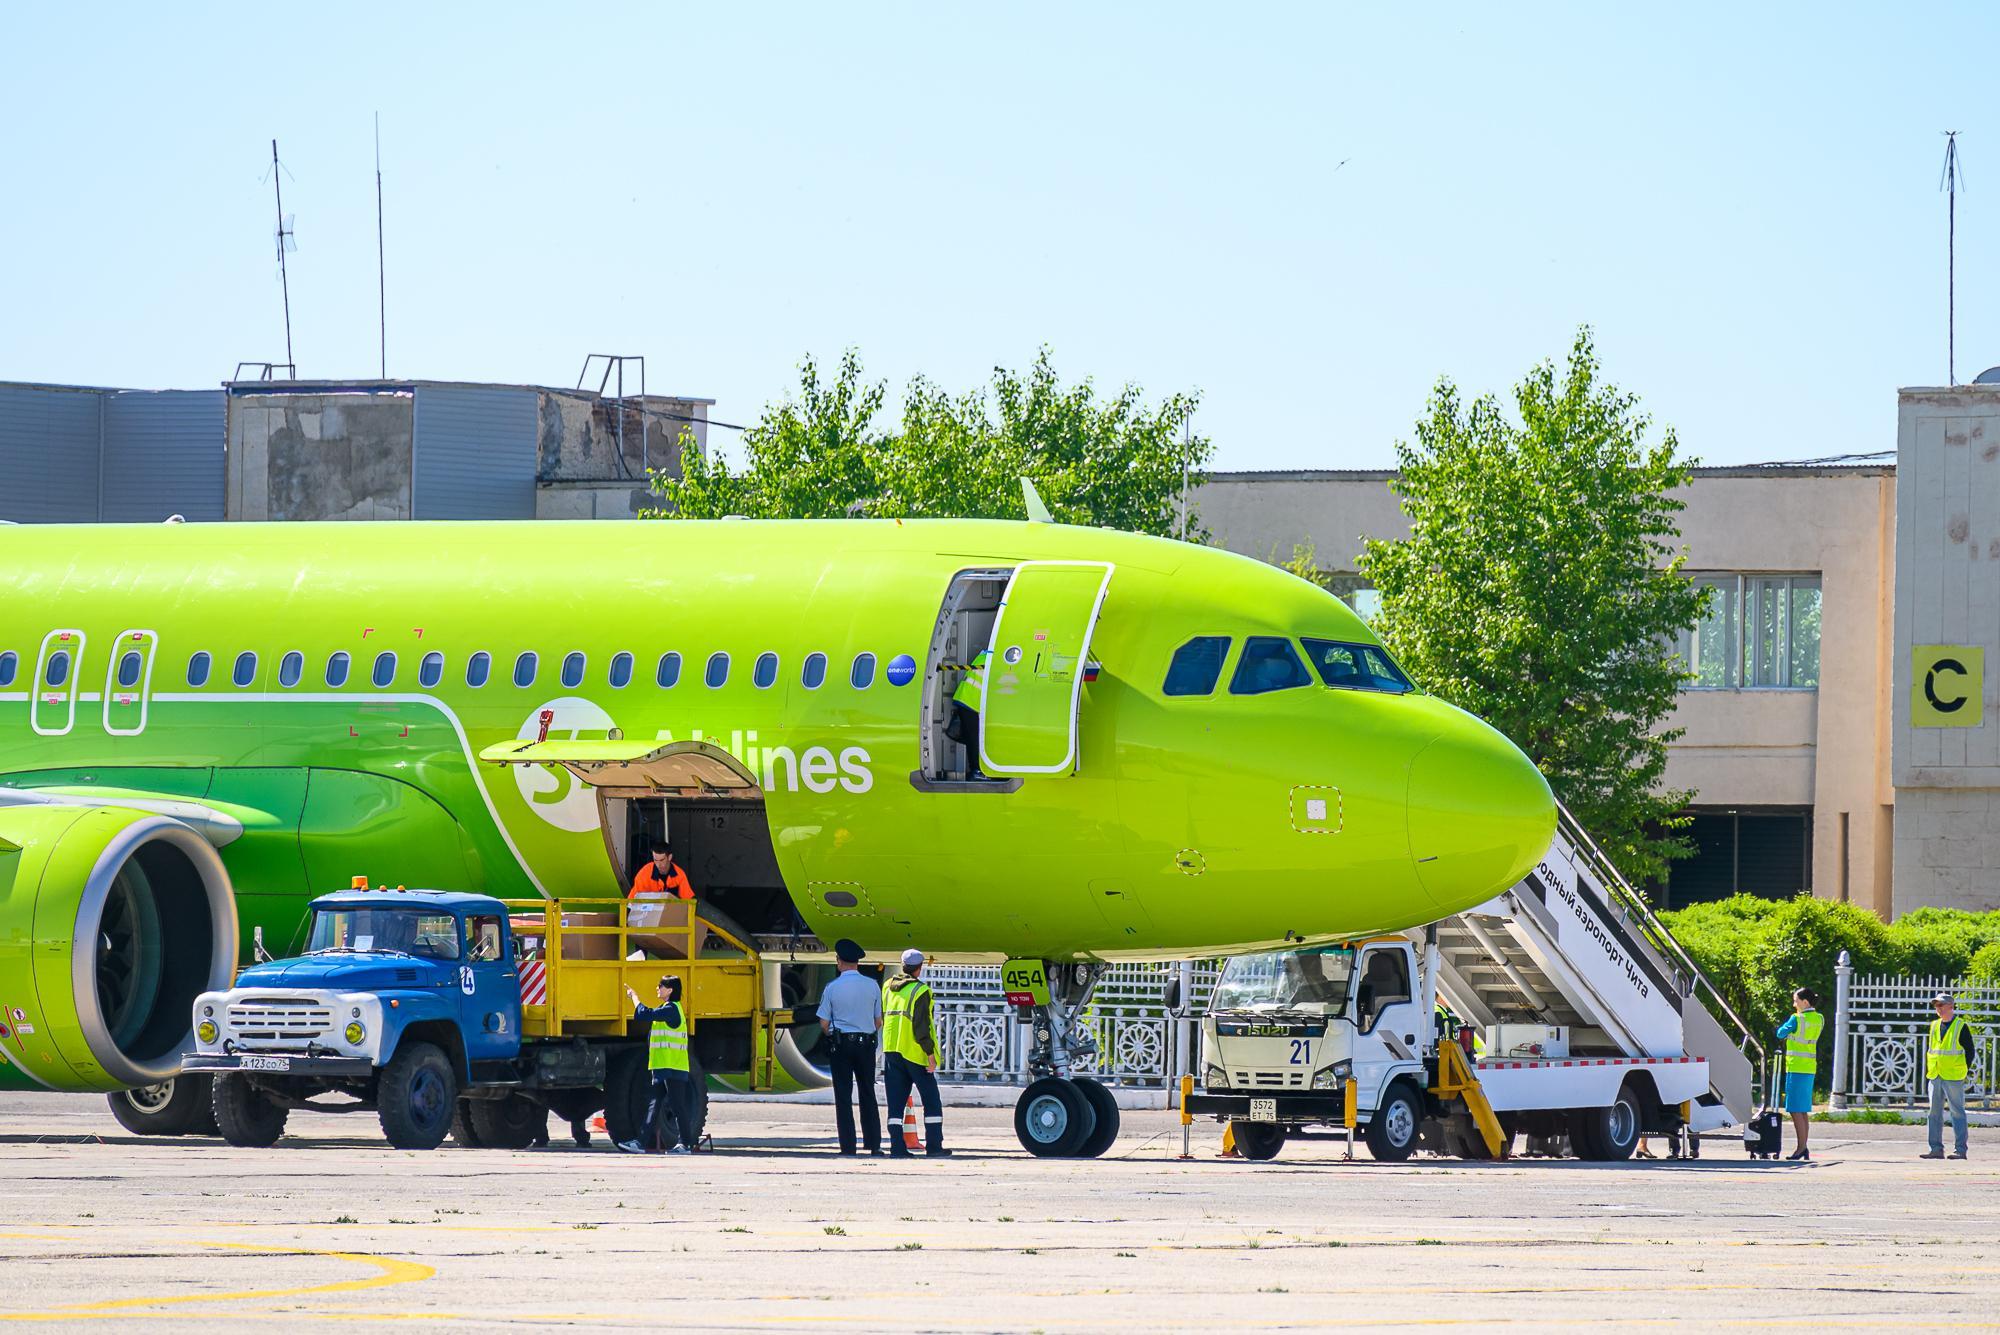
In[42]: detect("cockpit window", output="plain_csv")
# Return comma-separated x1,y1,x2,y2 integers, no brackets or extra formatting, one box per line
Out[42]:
1228,636,1311,695
1163,636,1229,697
1301,638,1414,694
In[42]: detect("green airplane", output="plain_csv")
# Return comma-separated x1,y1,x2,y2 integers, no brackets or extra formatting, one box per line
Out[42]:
0,516,1553,1147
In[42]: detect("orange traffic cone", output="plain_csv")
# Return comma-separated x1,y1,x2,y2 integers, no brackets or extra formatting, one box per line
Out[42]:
901,1096,922,1152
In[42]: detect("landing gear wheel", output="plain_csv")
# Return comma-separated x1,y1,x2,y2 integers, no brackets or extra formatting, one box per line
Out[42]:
107,1075,217,1137
1572,1084,1642,1162
1364,1081,1422,1163
212,1074,289,1148
377,1041,457,1150
1014,1077,1096,1157
1230,1121,1285,1161
1071,1077,1121,1158
451,1100,486,1148
470,1094,546,1150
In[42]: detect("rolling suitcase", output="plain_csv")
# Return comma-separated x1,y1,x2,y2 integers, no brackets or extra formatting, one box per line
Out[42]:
1744,1054,1785,1159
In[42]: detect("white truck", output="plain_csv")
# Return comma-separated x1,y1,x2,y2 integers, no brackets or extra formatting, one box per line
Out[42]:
1186,808,1762,1161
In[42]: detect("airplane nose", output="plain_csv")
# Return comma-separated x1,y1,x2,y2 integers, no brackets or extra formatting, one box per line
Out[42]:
1406,721,1556,912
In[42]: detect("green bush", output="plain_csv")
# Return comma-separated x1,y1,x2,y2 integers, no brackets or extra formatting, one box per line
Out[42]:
1893,907,2000,979
1968,942,2000,986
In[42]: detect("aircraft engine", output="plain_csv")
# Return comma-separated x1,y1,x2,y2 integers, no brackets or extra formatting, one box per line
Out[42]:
0,803,236,1091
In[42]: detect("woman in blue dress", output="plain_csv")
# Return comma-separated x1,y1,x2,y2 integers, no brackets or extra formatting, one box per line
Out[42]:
1774,987,1825,1161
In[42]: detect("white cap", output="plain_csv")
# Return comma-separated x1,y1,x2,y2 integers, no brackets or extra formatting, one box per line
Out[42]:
901,948,926,972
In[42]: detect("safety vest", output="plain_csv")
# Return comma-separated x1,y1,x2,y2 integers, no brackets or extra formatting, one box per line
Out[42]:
1784,1010,1823,1076
648,1007,689,1072
952,652,989,712
1929,1016,1971,1083
632,861,693,900
881,977,933,1066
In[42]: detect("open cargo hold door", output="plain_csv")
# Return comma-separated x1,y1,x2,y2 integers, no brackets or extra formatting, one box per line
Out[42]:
478,738,760,793
978,560,1113,776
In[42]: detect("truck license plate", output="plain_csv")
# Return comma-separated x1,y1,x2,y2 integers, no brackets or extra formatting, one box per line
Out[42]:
240,1055,290,1072
1250,1098,1277,1122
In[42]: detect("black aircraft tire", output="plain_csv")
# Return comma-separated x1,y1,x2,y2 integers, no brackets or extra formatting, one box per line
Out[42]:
451,1100,486,1148
470,1094,547,1150
107,1075,216,1137
1364,1081,1423,1163
377,1042,457,1151
212,1074,288,1148
1231,1121,1286,1161
1071,1077,1121,1158
1015,1076,1096,1157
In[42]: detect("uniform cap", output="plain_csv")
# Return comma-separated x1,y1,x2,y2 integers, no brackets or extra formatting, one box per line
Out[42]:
1934,992,1956,1006
901,948,926,972
834,938,864,964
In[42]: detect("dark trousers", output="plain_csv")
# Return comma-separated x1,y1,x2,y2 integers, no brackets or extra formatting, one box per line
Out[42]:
643,1070,697,1152
952,702,983,775
828,1031,882,1154
883,1052,943,1154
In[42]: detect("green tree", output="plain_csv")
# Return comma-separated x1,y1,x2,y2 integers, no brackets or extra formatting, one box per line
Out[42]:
1360,328,1708,885
651,348,1210,536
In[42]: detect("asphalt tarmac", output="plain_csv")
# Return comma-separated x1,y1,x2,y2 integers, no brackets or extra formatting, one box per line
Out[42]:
0,1092,1993,1331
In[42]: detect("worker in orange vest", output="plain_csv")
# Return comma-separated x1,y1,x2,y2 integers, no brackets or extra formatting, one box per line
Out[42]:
630,840,693,900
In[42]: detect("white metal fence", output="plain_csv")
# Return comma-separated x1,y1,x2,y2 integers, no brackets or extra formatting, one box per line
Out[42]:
1830,951,1999,1110
926,961,1219,1090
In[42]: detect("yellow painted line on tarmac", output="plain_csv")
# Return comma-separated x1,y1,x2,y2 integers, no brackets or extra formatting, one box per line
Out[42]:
0,1235,433,1322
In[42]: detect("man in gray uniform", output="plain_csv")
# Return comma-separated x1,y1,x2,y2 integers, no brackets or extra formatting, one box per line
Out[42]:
817,938,883,1156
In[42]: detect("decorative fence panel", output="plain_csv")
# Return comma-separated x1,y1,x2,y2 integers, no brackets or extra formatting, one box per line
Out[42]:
926,961,1219,1091
1831,954,2000,1110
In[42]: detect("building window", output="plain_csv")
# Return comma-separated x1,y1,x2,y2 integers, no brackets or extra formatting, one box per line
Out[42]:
232,652,258,688
656,652,681,688
514,652,538,687
325,651,350,687
278,651,303,688
466,651,491,688
561,652,586,689
1677,573,1820,689
609,652,633,688
419,652,444,689
1658,806,1813,909
802,652,827,689
753,652,779,689
187,652,212,687
372,652,397,688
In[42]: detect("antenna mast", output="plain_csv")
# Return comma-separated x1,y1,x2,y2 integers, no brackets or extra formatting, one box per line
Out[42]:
270,139,296,373
1941,131,1965,386
374,113,386,378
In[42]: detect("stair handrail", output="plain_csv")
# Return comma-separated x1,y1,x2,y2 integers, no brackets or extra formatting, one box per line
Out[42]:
1554,801,1765,1065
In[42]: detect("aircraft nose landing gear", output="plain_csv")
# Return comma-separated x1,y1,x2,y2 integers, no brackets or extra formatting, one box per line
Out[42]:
1010,961,1121,1158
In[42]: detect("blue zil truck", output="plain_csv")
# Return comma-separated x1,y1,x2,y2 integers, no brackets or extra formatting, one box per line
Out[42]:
182,886,781,1149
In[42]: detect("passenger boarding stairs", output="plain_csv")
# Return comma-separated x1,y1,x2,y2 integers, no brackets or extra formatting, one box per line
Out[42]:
1430,805,1761,1129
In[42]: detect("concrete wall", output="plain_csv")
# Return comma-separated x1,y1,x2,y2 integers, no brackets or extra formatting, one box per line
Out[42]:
1892,387,2000,913
1198,464,1898,915
227,389,415,521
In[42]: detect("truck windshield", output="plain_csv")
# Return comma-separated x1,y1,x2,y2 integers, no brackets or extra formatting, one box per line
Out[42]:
1210,948,1357,1010
308,908,462,961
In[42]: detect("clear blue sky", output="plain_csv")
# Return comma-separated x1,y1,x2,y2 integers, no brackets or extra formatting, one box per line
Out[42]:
1,4,1991,471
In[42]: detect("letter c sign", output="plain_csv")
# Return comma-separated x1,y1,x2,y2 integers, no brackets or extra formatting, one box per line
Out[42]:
1913,645,1984,728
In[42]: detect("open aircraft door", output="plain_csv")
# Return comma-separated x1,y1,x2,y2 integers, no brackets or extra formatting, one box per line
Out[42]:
478,738,760,795
978,561,1113,776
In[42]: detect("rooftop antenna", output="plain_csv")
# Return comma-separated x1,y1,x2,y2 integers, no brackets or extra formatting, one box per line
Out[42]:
374,113,386,379
268,139,297,373
1941,131,1965,386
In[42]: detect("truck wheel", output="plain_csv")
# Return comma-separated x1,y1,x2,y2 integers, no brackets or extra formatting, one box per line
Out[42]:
604,1050,648,1147
1364,1081,1423,1163
1231,1121,1285,1161
1572,1084,1642,1162
107,1075,217,1137
212,1074,288,1148
1071,1077,1121,1158
470,1094,547,1150
377,1042,457,1150
450,1100,486,1149
1014,1077,1096,1157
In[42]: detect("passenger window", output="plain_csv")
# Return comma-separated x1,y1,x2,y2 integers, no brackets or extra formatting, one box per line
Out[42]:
372,652,397,688
802,652,827,689
513,652,538,687
0,650,16,687
232,651,258,688
278,651,303,688
187,651,212,687
561,652,586,689
118,650,145,689
705,652,730,688
753,652,779,689
466,651,491,688
609,652,633,689
656,652,681,688
1163,636,1230,697
1229,637,1310,696
1301,638,1414,694
1355,948,1413,1032
850,652,876,689
45,650,71,688
467,915,503,963
419,651,444,688
325,651,351,687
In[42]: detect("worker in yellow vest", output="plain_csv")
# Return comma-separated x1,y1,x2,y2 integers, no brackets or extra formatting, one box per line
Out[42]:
1773,986,1824,1161
882,948,949,1157
1922,991,1976,1160
947,651,989,780
620,977,696,1155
